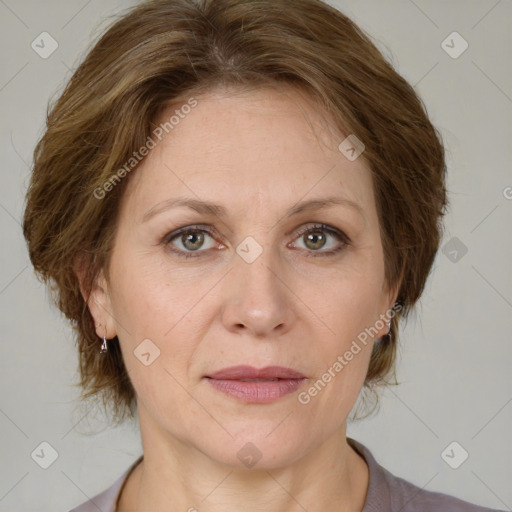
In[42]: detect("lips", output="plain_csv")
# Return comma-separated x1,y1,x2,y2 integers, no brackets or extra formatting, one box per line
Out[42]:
204,365,307,403
206,365,306,380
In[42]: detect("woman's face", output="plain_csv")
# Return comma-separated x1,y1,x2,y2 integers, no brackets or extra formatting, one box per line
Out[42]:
89,85,396,468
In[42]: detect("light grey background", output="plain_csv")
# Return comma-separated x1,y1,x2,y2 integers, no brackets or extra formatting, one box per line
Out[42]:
0,0,511,510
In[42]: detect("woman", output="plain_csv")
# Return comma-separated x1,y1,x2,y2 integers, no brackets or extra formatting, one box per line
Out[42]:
22,0,505,511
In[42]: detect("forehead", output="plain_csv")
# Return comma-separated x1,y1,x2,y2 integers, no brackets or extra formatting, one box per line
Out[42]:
157,85,341,159
119,85,376,220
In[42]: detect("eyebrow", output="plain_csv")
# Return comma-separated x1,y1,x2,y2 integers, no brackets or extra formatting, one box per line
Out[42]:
141,196,365,223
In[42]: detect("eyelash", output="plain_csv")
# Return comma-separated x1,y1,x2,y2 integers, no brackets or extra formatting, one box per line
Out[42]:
163,223,350,259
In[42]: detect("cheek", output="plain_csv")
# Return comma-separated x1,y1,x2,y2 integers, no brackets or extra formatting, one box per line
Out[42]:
300,262,382,399
109,247,174,330
306,316,374,416
108,268,197,415
108,250,204,375
312,264,384,341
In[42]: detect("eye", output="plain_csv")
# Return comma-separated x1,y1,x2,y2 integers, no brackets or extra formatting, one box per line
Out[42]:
290,223,349,256
163,222,349,259
164,225,220,258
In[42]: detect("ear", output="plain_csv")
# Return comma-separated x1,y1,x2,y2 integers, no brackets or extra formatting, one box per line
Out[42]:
375,277,401,339
74,254,117,339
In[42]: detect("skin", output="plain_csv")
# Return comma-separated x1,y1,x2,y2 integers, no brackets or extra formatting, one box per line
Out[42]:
81,84,398,512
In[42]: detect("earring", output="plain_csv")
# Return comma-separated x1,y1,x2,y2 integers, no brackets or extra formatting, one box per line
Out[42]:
100,325,108,354
386,321,392,336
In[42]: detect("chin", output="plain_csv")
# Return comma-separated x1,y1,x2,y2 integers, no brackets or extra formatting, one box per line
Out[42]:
195,429,313,471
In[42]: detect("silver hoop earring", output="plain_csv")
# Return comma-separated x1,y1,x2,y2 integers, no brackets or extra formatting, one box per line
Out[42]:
100,326,108,354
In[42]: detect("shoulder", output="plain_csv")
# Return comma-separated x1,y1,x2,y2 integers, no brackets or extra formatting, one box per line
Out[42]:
347,437,506,512
382,467,504,512
67,455,143,512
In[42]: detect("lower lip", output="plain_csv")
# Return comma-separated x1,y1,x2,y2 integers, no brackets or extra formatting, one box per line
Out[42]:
205,378,306,403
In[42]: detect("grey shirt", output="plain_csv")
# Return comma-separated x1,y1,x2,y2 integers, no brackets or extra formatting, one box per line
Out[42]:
69,437,505,512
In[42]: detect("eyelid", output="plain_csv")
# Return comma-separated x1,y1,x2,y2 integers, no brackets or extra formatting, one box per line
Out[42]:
163,224,218,243
293,223,351,244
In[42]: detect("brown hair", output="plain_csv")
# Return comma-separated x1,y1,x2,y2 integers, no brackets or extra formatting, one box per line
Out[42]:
22,0,447,425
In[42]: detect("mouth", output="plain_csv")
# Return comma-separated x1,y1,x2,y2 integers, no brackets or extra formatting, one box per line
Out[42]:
237,378,280,382
204,365,307,403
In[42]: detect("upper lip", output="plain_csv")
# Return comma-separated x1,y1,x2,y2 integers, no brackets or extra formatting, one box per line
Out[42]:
206,365,306,380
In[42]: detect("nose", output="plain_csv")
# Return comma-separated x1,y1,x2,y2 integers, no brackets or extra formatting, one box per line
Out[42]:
220,244,296,339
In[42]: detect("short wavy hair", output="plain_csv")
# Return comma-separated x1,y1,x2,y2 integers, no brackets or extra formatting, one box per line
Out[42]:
22,0,447,425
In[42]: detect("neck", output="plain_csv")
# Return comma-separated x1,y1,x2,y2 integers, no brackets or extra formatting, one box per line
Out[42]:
117,408,369,512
